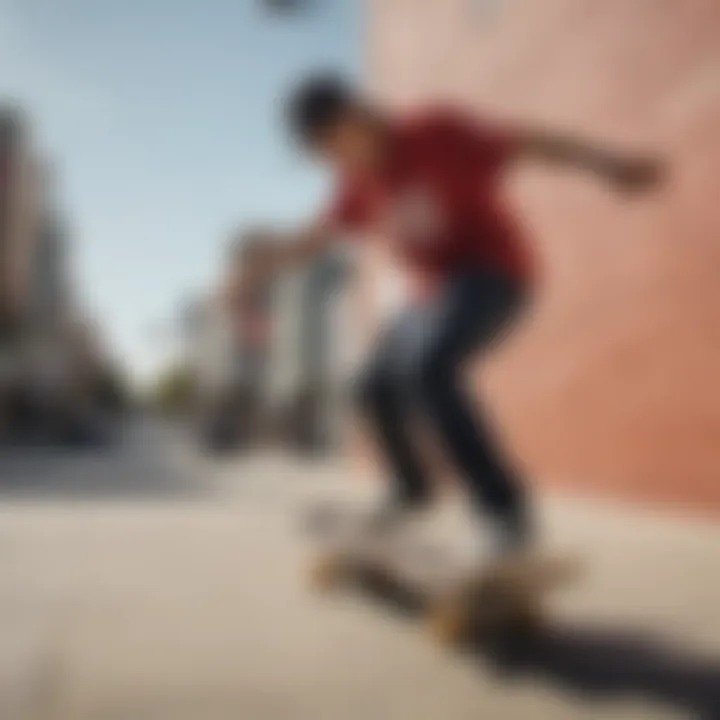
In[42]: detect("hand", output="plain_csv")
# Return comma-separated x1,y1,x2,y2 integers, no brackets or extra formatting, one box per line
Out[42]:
238,228,280,278
607,156,665,193
239,258,273,303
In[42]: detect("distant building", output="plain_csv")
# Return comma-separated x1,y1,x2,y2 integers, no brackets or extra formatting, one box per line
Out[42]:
0,107,110,443
267,249,351,452
0,107,36,438
183,291,238,400
0,105,35,339
24,163,72,336
182,237,353,453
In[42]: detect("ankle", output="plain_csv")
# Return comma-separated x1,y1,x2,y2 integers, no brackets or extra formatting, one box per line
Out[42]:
394,489,432,511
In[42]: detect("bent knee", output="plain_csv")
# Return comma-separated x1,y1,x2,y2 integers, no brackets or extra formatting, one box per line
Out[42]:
414,347,456,398
354,363,395,411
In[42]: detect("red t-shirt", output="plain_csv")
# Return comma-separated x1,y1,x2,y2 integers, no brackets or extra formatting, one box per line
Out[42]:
329,108,532,288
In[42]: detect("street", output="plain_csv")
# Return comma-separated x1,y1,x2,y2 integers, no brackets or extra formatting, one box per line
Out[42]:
1,418,720,720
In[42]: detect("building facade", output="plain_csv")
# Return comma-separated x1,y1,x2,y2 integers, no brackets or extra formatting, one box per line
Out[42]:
184,243,351,453
24,164,72,336
0,107,38,438
365,0,720,512
0,107,36,341
269,249,352,452
0,108,111,443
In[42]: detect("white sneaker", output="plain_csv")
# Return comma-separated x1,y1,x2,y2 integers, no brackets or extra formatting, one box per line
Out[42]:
362,494,432,537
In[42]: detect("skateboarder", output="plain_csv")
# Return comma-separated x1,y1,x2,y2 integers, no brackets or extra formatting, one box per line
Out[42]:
240,74,662,557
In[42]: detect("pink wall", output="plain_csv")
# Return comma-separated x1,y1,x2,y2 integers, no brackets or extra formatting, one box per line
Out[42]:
365,0,720,513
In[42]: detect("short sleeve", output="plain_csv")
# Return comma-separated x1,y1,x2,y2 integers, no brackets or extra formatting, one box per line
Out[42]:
419,108,520,174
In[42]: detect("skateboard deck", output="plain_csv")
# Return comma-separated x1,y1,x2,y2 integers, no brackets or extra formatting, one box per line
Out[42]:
303,501,581,647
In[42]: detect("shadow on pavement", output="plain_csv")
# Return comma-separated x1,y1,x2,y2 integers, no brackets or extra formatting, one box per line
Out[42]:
475,622,720,719
330,569,720,717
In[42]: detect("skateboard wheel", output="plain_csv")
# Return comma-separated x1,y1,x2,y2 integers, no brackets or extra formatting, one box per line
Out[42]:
511,604,544,636
309,554,347,591
426,602,471,646
479,602,544,648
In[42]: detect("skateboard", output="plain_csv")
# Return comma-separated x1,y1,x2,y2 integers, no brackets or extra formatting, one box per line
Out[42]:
303,501,581,648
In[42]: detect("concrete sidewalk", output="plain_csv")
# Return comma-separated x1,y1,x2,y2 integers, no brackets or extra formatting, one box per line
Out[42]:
1,453,719,719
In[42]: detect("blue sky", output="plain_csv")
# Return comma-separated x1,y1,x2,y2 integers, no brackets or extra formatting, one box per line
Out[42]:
0,0,360,380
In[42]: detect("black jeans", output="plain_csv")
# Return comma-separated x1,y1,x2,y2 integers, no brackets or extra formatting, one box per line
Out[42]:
357,271,528,525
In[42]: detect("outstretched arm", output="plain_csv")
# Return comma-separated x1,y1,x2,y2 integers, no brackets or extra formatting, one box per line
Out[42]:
246,217,337,273
514,129,664,191
231,217,338,305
